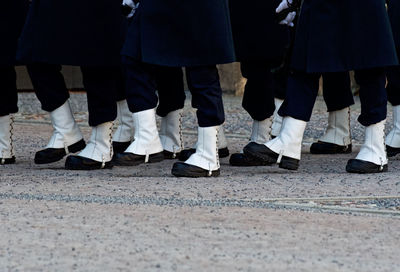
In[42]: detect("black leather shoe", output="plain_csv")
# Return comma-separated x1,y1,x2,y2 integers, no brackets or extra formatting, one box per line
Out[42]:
218,147,230,158
34,139,86,164
178,147,230,161
112,141,131,154
243,142,299,170
171,162,220,177
386,145,400,157
0,156,16,165
163,150,180,160
65,155,113,170
113,151,164,166
310,141,352,154
346,159,388,174
229,153,269,166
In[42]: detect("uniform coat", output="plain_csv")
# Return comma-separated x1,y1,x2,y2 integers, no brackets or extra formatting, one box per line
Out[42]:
388,0,400,48
229,0,290,62
0,0,29,116
18,0,126,66
122,0,236,67
387,0,400,107
291,0,398,73
1,0,29,65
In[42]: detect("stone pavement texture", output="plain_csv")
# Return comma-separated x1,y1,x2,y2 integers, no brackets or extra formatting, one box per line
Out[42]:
0,93,399,271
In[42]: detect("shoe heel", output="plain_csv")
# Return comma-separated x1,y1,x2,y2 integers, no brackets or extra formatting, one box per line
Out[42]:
210,169,221,177
279,157,299,170
149,152,164,163
69,139,86,153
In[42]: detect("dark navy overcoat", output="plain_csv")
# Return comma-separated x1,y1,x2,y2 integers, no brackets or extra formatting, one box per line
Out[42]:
1,0,29,65
122,0,236,67
17,0,126,66
389,0,400,48
229,0,290,62
291,0,398,73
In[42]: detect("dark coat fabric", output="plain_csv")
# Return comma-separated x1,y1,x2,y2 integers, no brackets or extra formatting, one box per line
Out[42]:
17,0,126,66
1,0,29,65
229,0,290,62
291,0,398,73
122,0,236,67
389,0,400,48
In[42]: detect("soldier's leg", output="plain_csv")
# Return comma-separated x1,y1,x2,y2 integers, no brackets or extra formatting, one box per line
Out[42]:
310,72,354,154
113,68,135,154
172,65,224,177
230,61,276,167
0,67,18,116
27,63,85,164
0,66,18,164
271,67,288,138
241,62,276,121
153,67,230,162
244,70,321,171
346,68,387,173
155,66,186,117
112,57,164,166
154,66,186,159
385,56,400,157
65,66,121,170
184,65,229,158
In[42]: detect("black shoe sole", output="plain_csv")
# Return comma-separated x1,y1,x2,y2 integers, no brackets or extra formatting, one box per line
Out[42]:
346,159,388,174
218,147,230,158
229,153,269,167
243,146,277,165
171,162,220,178
35,139,86,164
310,142,352,154
163,150,180,160
0,157,16,165
113,152,164,166
386,145,400,158
65,156,113,170
278,158,299,171
243,144,299,170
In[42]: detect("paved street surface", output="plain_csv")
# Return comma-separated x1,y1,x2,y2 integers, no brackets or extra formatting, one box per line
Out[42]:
0,93,399,271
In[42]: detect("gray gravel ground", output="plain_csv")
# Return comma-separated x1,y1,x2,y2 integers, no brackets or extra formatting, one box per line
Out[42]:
0,93,399,271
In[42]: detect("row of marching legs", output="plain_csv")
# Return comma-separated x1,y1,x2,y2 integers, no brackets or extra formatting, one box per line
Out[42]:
1,63,400,176
2,95,399,174
0,61,233,177
0,98,230,176
233,100,399,174
240,69,389,174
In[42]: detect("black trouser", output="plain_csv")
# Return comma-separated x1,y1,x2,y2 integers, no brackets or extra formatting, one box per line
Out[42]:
240,62,354,121
280,68,387,126
0,66,18,117
322,72,354,112
240,61,277,121
27,63,123,126
154,66,186,117
386,48,400,106
124,57,225,127
118,64,186,117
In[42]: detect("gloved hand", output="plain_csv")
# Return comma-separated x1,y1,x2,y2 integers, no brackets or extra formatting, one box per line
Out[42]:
276,0,297,27
122,0,139,18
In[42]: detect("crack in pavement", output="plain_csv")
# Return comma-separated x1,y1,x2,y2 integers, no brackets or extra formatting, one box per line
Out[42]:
1,192,399,217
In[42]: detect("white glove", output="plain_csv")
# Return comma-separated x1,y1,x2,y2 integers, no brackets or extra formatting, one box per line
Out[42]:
276,0,297,27
122,0,139,18
276,0,293,13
